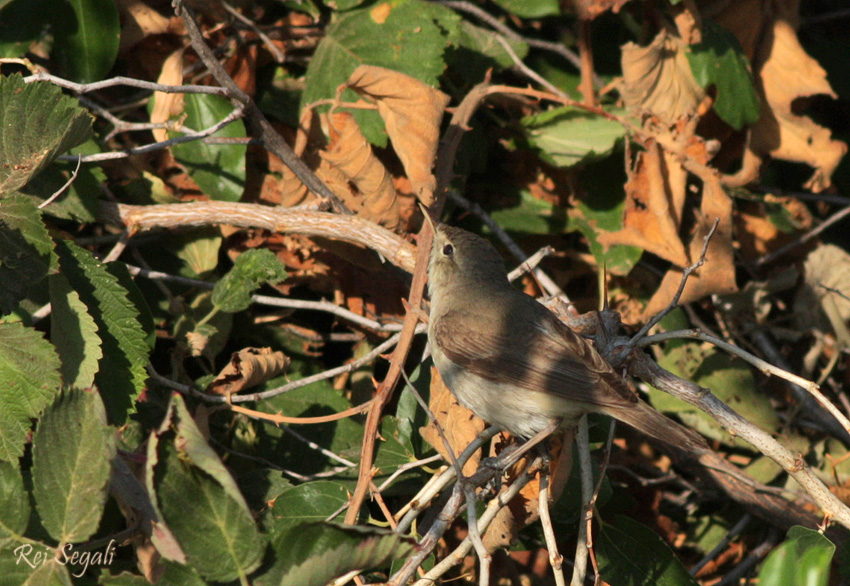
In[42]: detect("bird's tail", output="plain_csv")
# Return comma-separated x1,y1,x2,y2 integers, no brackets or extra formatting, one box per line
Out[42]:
609,400,709,457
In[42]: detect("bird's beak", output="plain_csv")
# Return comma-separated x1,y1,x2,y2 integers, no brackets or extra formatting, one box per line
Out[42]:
418,201,437,234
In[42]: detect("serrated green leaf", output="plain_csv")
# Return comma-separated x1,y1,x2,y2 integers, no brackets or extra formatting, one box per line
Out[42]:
523,106,627,168
49,273,103,390
51,0,119,83
258,522,415,586
491,0,560,18
758,526,834,586
0,461,29,547
168,93,247,201
597,516,698,586
301,0,459,145
0,322,61,461
212,248,288,313
55,241,149,424
0,75,93,193
686,22,760,130
32,389,116,543
149,395,264,582
106,261,156,351
0,193,55,314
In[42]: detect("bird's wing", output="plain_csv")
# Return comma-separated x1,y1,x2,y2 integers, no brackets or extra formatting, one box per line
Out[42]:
432,303,636,409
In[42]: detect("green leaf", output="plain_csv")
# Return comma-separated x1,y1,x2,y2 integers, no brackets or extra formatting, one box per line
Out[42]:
212,248,288,313
169,93,247,201
259,522,415,586
51,0,119,83
22,560,72,586
0,461,29,547
0,0,52,59
49,273,103,390
270,481,352,535
32,389,116,543
491,0,560,18
301,0,459,145
758,526,834,586
55,241,150,424
0,74,93,194
0,194,55,315
523,106,627,168
686,22,760,130
106,261,156,351
148,394,265,582
0,323,62,461
489,191,566,235
597,516,699,586
171,227,222,279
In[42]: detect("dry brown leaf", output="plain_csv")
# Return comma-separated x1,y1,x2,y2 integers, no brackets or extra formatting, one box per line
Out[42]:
343,65,450,204
320,112,400,230
643,175,737,319
714,0,847,192
598,141,689,266
150,47,185,143
419,366,486,477
793,244,850,347
483,429,574,552
206,347,290,396
118,0,173,52
621,28,706,125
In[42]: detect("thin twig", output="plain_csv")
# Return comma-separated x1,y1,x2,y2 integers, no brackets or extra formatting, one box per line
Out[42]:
220,0,285,63
571,416,594,586
38,155,81,209
539,464,566,586
24,71,230,95
58,105,246,162
618,218,720,361
172,0,351,214
756,203,850,266
639,328,850,436
689,514,751,577
494,35,570,98
124,263,404,333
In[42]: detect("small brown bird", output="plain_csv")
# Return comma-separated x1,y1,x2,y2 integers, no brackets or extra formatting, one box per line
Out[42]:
425,220,706,454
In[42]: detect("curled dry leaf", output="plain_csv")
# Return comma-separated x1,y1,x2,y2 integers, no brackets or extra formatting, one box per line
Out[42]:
118,0,174,52
206,347,290,396
621,28,705,125
320,112,400,230
598,140,689,267
150,47,186,143
419,366,485,478
343,65,451,205
643,174,737,319
714,0,847,191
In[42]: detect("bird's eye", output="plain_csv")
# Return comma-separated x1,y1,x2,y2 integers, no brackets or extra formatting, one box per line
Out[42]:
442,243,454,256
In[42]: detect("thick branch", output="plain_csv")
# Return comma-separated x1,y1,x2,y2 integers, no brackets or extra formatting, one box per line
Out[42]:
99,201,416,272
